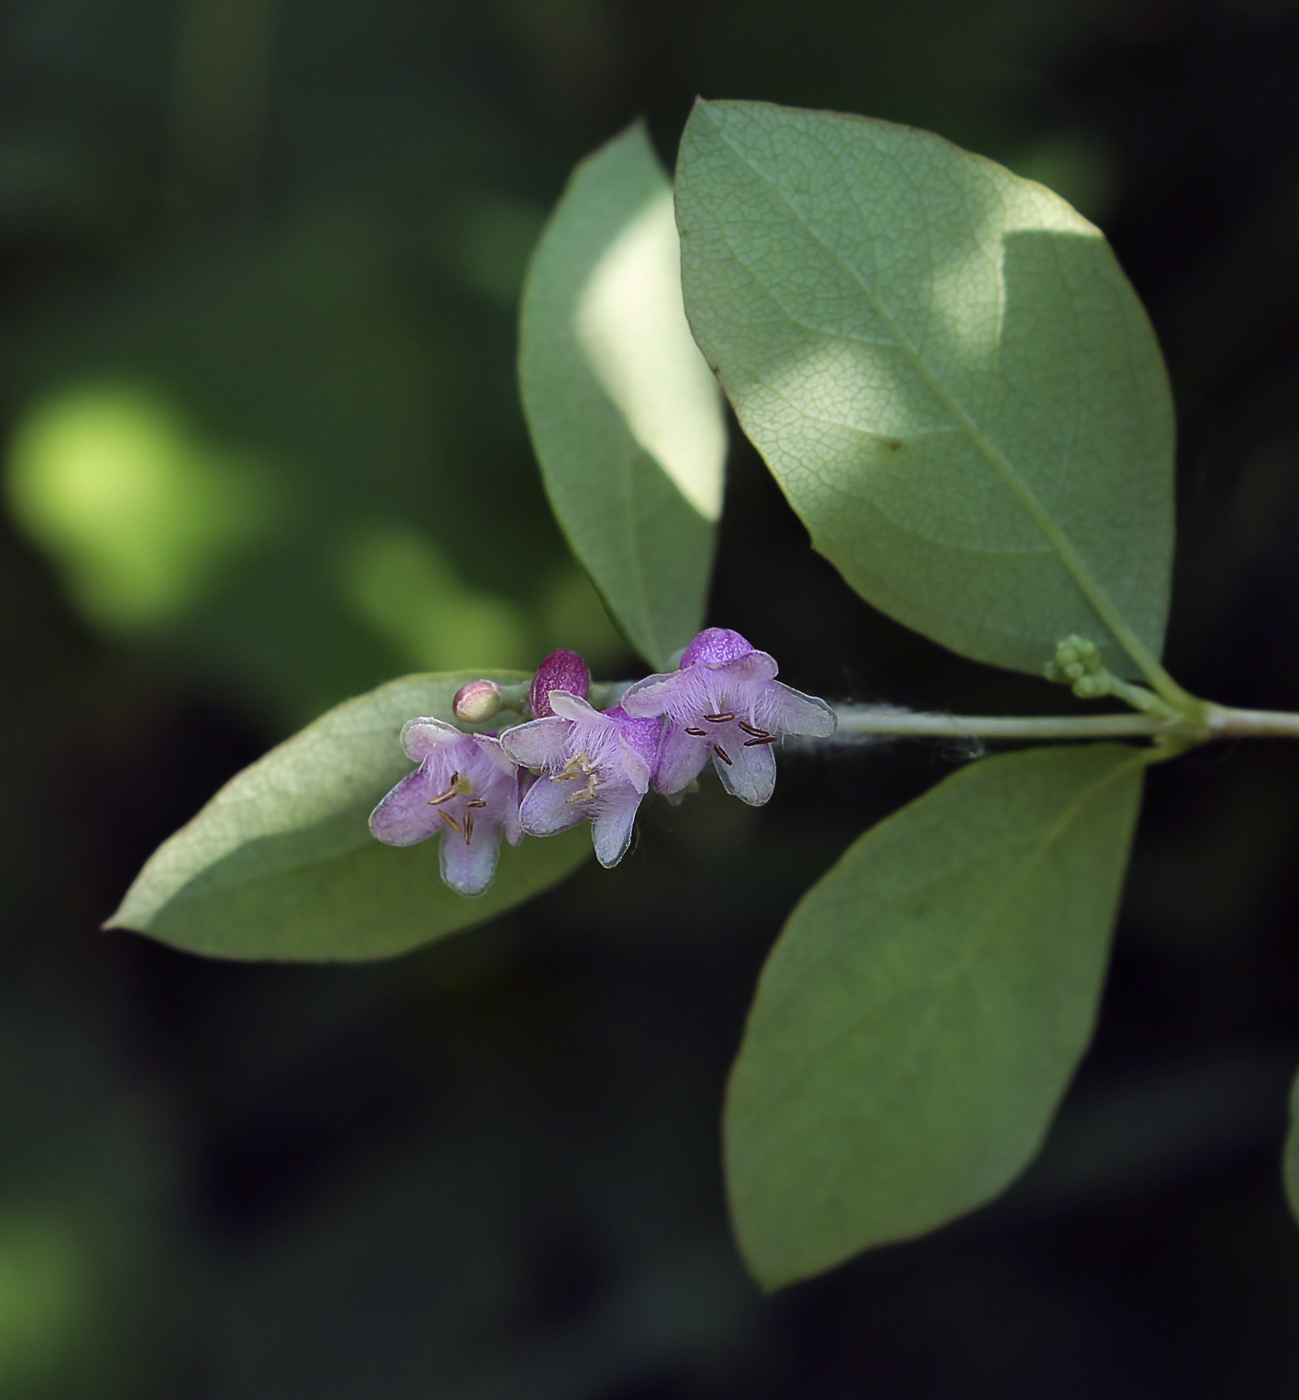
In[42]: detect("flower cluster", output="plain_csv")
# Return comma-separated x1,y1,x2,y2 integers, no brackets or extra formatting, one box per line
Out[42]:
369,628,835,895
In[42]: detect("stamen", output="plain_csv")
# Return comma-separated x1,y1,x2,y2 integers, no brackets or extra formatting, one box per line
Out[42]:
551,750,594,781
427,786,458,805
713,743,733,765
684,727,707,737
439,810,463,833
466,799,487,809
744,735,780,746
565,775,598,804
464,811,474,843
703,712,735,723
738,721,769,738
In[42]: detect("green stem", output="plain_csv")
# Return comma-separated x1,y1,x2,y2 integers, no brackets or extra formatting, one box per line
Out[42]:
831,702,1299,744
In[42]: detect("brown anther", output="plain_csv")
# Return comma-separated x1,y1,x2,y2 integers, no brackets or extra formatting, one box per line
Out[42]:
703,712,735,723
439,809,463,833
684,727,707,737
743,735,780,746
466,799,487,809
713,743,733,765
427,786,458,806
738,721,769,738
464,811,475,844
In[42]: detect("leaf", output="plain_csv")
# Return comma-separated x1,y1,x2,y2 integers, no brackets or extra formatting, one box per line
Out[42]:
106,672,591,961
1285,1069,1299,1227
725,743,1147,1288
675,100,1175,680
520,123,727,669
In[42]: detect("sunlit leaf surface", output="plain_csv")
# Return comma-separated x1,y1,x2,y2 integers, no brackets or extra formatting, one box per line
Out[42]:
676,100,1174,678
726,744,1146,1288
107,673,591,961
520,124,727,668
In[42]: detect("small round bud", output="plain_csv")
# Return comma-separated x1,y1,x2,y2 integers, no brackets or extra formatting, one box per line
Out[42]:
529,648,591,718
453,679,504,724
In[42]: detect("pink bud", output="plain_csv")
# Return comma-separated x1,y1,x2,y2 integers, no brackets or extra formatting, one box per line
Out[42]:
528,649,590,718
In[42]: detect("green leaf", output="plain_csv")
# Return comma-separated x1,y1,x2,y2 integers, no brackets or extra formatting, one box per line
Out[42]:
1285,1069,1299,1227
106,672,591,961
520,123,727,669
676,100,1174,680
725,743,1147,1288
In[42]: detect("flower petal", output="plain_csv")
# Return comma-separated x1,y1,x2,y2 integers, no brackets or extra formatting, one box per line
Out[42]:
499,715,572,770
368,765,444,846
519,773,587,837
548,690,602,723
589,785,644,868
400,716,465,761
653,724,711,795
714,734,777,806
680,627,755,667
439,824,501,896
759,682,837,737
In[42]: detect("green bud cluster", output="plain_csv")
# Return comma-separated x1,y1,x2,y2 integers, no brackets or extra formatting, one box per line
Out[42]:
1045,636,1109,699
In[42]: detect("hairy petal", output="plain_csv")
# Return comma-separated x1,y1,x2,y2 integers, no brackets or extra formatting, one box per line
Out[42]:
714,736,777,806
401,716,468,761
590,785,644,868
519,774,588,837
368,763,445,846
759,683,837,737
439,824,502,896
499,715,573,770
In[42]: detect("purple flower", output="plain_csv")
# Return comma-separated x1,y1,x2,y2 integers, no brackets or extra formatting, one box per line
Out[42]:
369,717,522,896
619,627,835,806
529,648,591,719
499,694,664,868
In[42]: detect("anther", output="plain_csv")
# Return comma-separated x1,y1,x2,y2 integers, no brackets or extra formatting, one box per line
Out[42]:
466,799,487,809
464,811,475,843
738,721,769,738
743,735,780,746
703,712,735,723
440,810,463,833
427,785,458,806
713,743,733,765
684,727,707,737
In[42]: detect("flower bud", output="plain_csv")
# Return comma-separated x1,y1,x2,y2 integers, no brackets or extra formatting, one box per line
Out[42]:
528,648,590,719
453,679,504,724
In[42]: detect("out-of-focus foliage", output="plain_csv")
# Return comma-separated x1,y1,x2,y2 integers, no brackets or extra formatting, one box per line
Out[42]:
677,100,1174,680
3,0,1299,1394
520,124,725,669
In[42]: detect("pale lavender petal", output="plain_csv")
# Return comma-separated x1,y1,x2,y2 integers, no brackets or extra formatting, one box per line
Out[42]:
713,737,777,806
499,715,572,769
548,690,602,723
473,733,521,777
439,823,501,896
589,785,644,868
758,682,837,737
401,716,466,761
681,627,755,667
620,667,713,722
529,649,590,718
369,765,444,846
715,650,779,686
519,774,587,837
653,725,711,795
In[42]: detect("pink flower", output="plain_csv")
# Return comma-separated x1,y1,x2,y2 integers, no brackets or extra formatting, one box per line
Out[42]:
619,627,835,806
369,717,522,896
500,695,664,868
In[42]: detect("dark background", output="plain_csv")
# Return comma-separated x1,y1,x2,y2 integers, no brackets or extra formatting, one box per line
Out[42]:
2,0,1299,1394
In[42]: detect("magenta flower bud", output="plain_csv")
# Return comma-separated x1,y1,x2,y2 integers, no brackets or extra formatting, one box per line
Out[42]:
528,648,591,719
453,679,505,724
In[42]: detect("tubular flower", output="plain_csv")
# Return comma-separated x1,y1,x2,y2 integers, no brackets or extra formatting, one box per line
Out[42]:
369,717,522,896
499,693,664,868
619,627,835,806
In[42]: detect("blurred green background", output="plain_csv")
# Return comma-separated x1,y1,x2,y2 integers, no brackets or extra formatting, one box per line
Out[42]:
3,0,1299,1394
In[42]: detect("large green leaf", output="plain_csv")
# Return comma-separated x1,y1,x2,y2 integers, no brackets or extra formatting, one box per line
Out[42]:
107,672,591,961
725,743,1147,1288
1285,1069,1299,1226
520,123,727,669
676,100,1174,680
